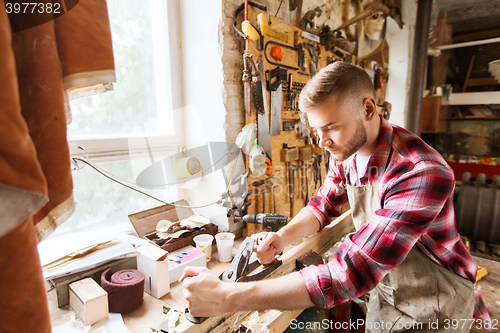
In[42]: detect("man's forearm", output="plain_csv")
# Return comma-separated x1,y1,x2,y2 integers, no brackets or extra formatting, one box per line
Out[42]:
277,210,321,247
225,272,315,312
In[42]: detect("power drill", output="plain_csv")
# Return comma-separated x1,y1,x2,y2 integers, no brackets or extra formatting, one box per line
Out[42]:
235,213,288,232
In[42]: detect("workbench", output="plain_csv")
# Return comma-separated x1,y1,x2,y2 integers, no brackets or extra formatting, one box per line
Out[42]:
49,210,354,333
48,238,298,332
471,255,500,333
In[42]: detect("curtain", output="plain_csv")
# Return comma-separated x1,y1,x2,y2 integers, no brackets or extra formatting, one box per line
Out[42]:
0,1,115,331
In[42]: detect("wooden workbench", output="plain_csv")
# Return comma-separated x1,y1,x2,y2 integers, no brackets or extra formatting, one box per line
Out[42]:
48,238,304,333
49,210,355,332
471,255,500,333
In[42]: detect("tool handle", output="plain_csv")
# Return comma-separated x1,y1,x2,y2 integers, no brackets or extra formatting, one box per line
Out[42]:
184,308,208,325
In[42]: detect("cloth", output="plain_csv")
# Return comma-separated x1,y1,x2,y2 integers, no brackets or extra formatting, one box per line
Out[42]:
101,269,145,314
344,166,474,332
299,116,490,321
0,217,51,333
0,2,115,332
367,248,474,332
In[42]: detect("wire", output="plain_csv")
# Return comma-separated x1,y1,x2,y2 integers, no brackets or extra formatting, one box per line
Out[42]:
71,147,236,188
71,157,228,209
70,145,242,209
275,0,283,17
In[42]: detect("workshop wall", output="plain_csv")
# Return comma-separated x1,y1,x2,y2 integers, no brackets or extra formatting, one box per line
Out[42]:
220,0,418,140
173,0,418,231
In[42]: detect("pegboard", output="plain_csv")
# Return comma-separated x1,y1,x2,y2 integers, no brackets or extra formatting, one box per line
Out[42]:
241,6,357,236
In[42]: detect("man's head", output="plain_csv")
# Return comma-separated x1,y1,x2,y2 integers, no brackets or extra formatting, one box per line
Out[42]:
299,61,380,162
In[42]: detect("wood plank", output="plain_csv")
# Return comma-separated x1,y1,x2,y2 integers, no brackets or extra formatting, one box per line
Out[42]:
448,92,500,105
453,28,500,43
470,256,500,333
176,210,354,333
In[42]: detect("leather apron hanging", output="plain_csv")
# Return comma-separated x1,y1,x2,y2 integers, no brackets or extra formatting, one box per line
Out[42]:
346,181,474,333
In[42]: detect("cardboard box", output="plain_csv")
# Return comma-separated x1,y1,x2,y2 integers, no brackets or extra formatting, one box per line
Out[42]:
69,278,108,326
128,200,218,253
137,242,170,298
167,245,206,284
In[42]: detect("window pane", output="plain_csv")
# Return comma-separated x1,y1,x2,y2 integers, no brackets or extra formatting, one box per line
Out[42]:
48,158,178,238
67,0,171,137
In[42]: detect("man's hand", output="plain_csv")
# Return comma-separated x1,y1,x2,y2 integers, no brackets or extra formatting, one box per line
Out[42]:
180,267,233,317
252,232,284,264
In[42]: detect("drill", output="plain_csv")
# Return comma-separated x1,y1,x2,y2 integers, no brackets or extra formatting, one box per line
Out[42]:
235,213,288,232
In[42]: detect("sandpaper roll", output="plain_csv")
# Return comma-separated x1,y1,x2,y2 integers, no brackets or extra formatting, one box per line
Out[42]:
101,268,145,314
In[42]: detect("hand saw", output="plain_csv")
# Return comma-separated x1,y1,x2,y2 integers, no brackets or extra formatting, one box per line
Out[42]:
255,56,272,160
267,66,287,135
184,237,282,324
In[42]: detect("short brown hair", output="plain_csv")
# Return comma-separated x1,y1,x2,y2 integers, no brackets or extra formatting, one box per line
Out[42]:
298,61,376,112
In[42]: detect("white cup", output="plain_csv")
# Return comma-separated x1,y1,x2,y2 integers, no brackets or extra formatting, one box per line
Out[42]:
215,232,235,262
193,234,214,262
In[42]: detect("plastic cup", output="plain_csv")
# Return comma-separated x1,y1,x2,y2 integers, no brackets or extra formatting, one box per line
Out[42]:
193,234,214,262
215,232,235,262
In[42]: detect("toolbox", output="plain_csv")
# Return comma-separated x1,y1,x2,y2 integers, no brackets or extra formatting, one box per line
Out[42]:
128,199,218,253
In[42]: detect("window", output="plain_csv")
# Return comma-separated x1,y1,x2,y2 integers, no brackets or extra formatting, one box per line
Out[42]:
50,0,181,238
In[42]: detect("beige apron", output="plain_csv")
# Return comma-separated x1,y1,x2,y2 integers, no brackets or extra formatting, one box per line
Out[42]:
346,183,474,333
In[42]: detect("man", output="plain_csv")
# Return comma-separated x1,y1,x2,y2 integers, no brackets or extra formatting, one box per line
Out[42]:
181,62,489,332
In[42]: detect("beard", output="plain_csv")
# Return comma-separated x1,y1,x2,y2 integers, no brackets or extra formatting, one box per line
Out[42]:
327,117,368,162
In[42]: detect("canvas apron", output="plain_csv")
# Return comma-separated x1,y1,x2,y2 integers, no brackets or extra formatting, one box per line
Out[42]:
346,183,474,333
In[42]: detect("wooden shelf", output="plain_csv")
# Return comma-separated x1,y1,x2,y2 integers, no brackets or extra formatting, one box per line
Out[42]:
448,91,500,105
446,116,500,120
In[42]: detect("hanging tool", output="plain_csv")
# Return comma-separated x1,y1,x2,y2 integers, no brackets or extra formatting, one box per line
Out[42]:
256,56,272,160
281,145,298,216
243,53,252,116
265,176,281,213
250,180,265,213
257,13,289,43
235,213,288,232
233,1,271,41
304,164,311,203
267,66,287,136
313,155,322,189
290,164,300,214
303,43,320,75
261,188,268,213
287,73,294,111
185,237,282,324
264,41,299,71
235,1,271,116
298,146,312,199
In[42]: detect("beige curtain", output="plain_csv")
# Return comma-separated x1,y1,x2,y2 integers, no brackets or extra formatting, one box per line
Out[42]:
0,1,115,331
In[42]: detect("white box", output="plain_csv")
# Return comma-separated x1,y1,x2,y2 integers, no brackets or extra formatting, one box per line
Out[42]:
137,242,170,298
69,278,108,326
167,245,206,284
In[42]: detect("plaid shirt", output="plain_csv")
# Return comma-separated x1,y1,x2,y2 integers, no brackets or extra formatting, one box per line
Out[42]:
300,117,489,320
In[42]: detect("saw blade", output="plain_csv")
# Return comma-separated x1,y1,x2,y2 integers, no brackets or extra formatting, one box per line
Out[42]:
270,84,282,135
256,57,272,160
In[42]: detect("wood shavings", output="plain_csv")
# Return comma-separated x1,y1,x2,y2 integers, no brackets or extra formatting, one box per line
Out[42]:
240,310,283,333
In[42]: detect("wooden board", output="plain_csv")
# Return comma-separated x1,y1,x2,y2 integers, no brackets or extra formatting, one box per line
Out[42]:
471,256,500,333
243,7,354,234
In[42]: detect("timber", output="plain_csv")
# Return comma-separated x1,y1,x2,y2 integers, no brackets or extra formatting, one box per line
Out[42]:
177,209,354,333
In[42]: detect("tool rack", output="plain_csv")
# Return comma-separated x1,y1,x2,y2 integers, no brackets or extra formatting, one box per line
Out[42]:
242,7,357,236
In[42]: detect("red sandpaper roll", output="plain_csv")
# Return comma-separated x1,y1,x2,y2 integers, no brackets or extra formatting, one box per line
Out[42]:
101,268,145,314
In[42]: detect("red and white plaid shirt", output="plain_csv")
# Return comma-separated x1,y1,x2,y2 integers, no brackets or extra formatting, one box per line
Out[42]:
300,117,489,320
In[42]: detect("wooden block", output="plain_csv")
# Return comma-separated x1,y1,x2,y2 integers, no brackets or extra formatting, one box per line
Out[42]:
298,146,312,161
281,148,298,162
69,278,108,326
